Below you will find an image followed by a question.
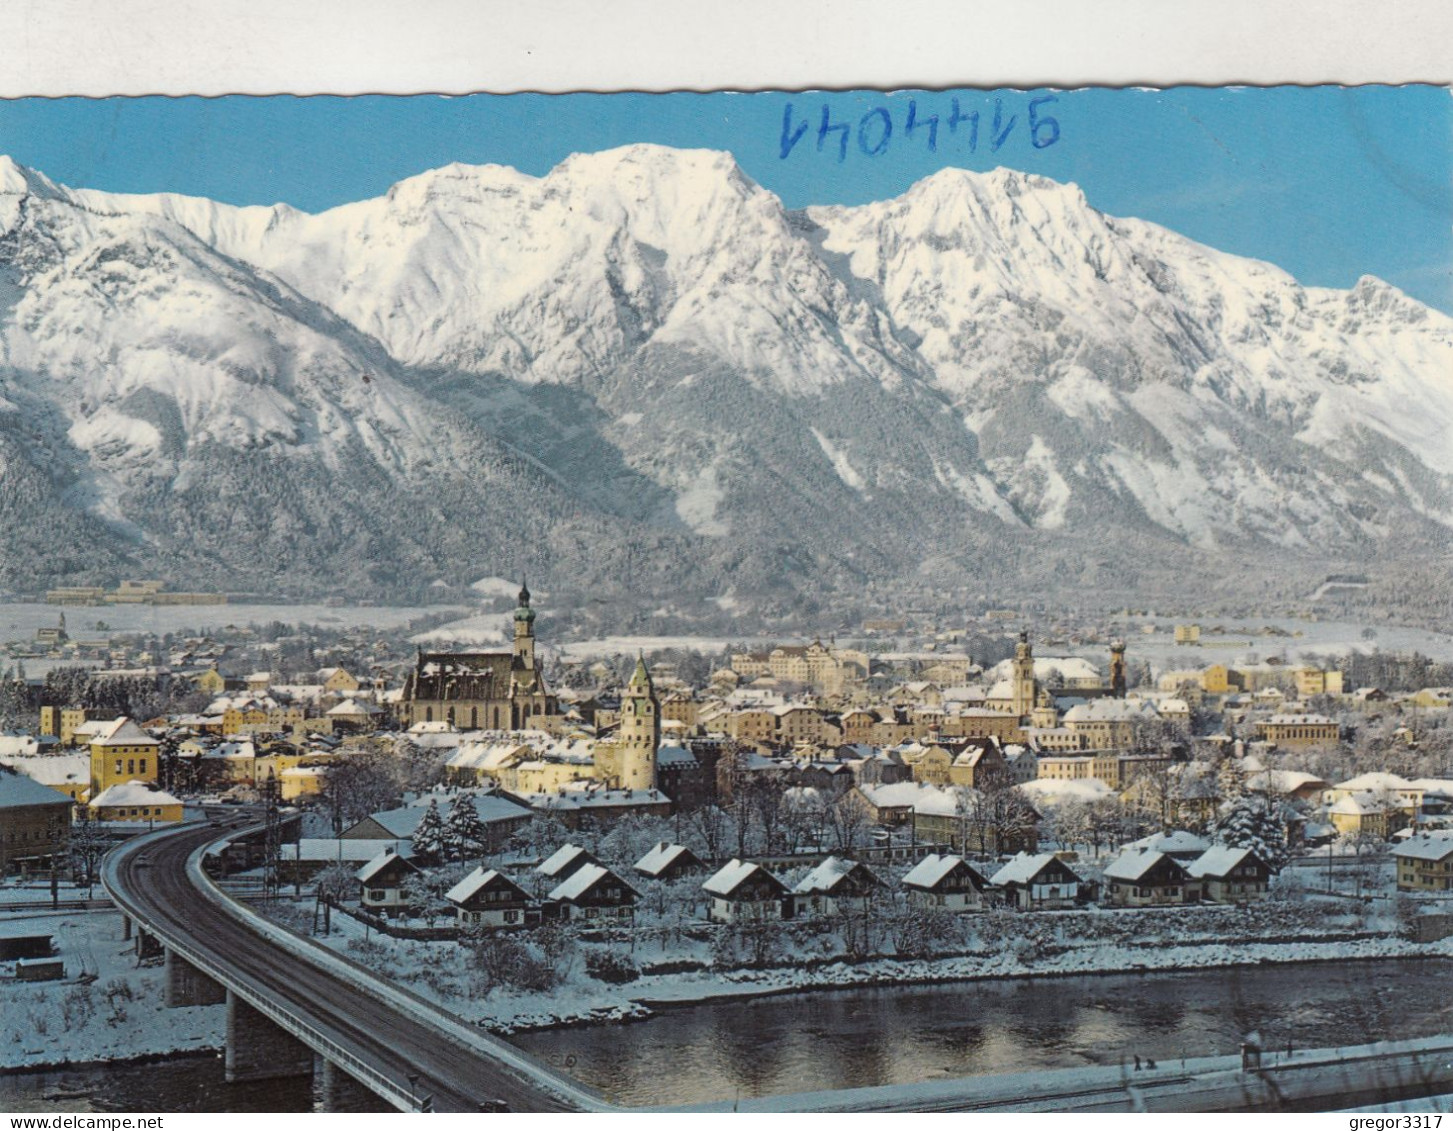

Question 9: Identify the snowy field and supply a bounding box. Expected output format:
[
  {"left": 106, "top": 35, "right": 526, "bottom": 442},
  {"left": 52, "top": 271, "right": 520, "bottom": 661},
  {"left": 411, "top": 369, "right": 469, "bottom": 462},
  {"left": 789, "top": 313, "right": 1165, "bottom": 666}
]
[
  {"left": 0, "top": 911, "right": 224, "bottom": 1070},
  {"left": 1083, "top": 616, "right": 1453, "bottom": 669},
  {"left": 0, "top": 602, "right": 464, "bottom": 646}
]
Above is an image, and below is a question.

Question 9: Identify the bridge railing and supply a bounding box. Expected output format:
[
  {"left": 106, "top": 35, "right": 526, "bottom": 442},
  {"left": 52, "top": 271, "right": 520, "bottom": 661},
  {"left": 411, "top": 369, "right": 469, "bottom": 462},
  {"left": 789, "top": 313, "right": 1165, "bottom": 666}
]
[{"left": 102, "top": 821, "right": 610, "bottom": 1111}]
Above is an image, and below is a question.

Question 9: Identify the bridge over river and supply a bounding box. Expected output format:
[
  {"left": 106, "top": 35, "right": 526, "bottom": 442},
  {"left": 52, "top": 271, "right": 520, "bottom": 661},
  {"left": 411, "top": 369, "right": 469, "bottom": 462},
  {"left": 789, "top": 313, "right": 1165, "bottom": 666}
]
[{"left": 102, "top": 821, "right": 1453, "bottom": 1113}]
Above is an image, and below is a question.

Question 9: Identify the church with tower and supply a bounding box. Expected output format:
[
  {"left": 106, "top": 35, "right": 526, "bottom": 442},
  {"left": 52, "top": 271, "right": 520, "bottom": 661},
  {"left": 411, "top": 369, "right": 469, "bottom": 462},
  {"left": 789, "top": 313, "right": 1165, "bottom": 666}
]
[{"left": 400, "top": 581, "right": 557, "bottom": 730}]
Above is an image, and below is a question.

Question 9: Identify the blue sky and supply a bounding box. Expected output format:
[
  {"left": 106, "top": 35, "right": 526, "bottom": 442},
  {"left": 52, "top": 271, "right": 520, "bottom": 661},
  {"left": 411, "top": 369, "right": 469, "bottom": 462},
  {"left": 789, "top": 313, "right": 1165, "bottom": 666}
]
[{"left": 1, "top": 87, "right": 1448, "bottom": 311}]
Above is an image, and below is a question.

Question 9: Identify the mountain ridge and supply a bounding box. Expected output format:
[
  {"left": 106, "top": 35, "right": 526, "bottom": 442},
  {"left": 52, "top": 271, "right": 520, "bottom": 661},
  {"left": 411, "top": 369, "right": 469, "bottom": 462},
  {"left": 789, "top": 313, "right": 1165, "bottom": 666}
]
[{"left": 0, "top": 145, "right": 1448, "bottom": 609}]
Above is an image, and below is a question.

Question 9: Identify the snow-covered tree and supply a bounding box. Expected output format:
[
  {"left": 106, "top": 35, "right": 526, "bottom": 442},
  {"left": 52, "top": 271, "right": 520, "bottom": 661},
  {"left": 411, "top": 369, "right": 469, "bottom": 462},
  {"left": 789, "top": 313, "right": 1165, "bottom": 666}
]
[
  {"left": 411, "top": 799, "right": 446, "bottom": 863},
  {"left": 1213, "top": 794, "right": 1288, "bottom": 871},
  {"left": 443, "top": 794, "right": 486, "bottom": 862}
]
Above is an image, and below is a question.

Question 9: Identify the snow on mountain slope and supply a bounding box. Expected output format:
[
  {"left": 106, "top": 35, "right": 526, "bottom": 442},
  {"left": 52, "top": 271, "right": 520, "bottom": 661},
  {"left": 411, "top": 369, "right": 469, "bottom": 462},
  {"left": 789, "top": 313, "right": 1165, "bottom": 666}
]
[
  {"left": 1, "top": 148, "right": 1448, "bottom": 599},
  {"left": 806, "top": 167, "right": 1453, "bottom": 544},
  {"left": 88, "top": 147, "right": 925, "bottom": 400}
]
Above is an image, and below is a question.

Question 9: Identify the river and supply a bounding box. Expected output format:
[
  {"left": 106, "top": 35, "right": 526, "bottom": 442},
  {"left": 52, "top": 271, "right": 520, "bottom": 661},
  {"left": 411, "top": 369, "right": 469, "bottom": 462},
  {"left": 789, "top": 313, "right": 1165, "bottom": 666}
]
[{"left": 1, "top": 958, "right": 1449, "bottom": 1112}]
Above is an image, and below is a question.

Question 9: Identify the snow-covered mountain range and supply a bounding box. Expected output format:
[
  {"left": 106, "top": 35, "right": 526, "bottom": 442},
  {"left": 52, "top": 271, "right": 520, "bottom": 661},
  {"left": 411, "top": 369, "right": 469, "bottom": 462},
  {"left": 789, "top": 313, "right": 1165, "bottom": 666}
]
[{"left": 1, "top": 146, "right": 1448, "bottom": 605}]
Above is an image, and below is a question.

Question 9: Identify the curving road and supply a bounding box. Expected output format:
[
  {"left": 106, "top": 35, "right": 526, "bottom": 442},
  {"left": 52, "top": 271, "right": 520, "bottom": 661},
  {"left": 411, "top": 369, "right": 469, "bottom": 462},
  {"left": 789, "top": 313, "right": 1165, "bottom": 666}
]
[{"left": 103, "top": 820, "right": 611, "bottom": 1113}]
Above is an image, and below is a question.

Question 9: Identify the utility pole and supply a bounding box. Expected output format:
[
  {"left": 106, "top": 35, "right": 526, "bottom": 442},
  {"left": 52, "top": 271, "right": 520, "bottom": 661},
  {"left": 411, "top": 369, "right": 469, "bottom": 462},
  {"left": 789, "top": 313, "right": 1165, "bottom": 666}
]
[{"left": 262, "top": 768, "right": 281, "bottom": 903}]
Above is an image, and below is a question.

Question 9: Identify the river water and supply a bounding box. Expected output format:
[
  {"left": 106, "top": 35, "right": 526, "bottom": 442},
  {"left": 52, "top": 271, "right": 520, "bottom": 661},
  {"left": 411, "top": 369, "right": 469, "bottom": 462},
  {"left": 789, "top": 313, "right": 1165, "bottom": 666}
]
[{"left": 2, "top": 958, "right": 1449, "bottom": 1112}]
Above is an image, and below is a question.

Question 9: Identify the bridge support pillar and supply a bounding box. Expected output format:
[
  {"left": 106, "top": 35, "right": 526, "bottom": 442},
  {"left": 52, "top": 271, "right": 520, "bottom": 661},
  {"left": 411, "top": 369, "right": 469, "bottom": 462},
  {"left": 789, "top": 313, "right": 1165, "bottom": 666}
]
[
  {"left": 164, "top": 948, "right": 226, "bottom": 1008},
  {"left": 121, "top": 915, "right": 132, "bottom": 941},
  {"left": 224, "top": 990, "right": 313, "bottom": 1084},
  {"left": 313, "top": 1055, "right": 372, "bottom": 1112},
  {"left": 135, "top": 928, "right": 163, "bottom": 961}
]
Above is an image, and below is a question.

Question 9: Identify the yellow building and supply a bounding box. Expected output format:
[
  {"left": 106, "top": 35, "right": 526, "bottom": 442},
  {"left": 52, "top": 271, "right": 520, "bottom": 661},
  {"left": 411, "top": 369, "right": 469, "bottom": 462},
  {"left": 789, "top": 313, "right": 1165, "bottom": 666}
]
[
  {"left": 88, "top": 718, "right": 160, "bottom": 797},
  {"left": 40, "top": 706, "right": 93, "bottom": 746},
  {"left": 1255, "top": 713, "right": 1340, "bottom": 749},
  {"left": 1295, "top": 668, "right": 1345, "bottom": 698},
  {"left": 89, "top": 781, "right": 183, "bottom": 823},
  {"left": 1328, "top": 792, "right": 1406, "bottom": 840},
  {"left": 1394, "top": 834, "right": 1453, "bottom": 892},
  {"left": 195, "top": 669, "right": 227, "bottom": 696},
  {"left": 1174, "top": 624, "right": 1201, "bottom": 646},
  {"left": 318, "top": 667, "right": 360, "bottom": 694}
]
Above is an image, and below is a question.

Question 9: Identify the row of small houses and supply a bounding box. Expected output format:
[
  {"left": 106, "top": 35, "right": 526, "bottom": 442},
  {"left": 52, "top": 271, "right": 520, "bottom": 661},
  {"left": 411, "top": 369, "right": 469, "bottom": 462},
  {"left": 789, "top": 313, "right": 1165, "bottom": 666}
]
[{"left": 355, "top": 838, "right": 1278, "bottom": 929}]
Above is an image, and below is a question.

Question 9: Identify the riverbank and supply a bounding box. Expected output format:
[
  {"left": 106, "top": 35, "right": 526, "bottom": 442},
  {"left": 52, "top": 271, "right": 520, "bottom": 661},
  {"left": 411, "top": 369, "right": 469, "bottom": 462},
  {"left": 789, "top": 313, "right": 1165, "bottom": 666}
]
[
  {"left": 497, "top": 931, "right": 1453, "bottom": 1034},
  {"left": 273, "top": 897, "right": 1453, "bottom": 1036},
  {"left": 0, "top": 911, "right": 226, "bottom": 1072},
  {"left": 4, "top": 900, "right": 1451, "bottom": 1075}
]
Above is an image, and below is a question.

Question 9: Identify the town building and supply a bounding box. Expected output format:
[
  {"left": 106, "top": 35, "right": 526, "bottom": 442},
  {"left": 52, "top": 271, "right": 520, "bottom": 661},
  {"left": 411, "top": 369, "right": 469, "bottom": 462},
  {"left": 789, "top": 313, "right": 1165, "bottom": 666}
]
[
  {"left": 446, "top": 867, "right": 536, "bottom": 928},
  {"left": 702, "top": 859, "right": 788, "bottom": 923},
  {"left": 547, "top": 862, "right": 637, "bottom": 923},
  {"left": 632, "top": 842, "right": 706, "bottom": 882},
  {"left": 1393, "top": 833, "right": 1453, "bottom": 893},
  {"left": 88, "top": 781, "right": 184, "bottom": 823},
  {"left": 593, "top": 656, "right": 659, "bottom": 791},
  {"left": 88, "top": 718, "right": 160, "bottom": 797},
  {"left": 1186, "top": 846, "right": 1273, "bottom": 903},
  {"left": 356, "top": 847, "right": 420, "bottom": 916},
  {"left": 0, "top": 770, "right": 72, "bottom": 874},
  {"left": 790, "top": 856, "right": 884, "bottom": 917},
  {"left": 990, "top": 853, "right": 1084, "bottom": 910},
  {"left": 1102, "top": 848, "right": 1196, "bottom": 907},
  {"left": 900, "top": 854, "right": 990, "bottom": 912},
  {"left": 400, "top": 581, "right": 556, "bottom": 730}
]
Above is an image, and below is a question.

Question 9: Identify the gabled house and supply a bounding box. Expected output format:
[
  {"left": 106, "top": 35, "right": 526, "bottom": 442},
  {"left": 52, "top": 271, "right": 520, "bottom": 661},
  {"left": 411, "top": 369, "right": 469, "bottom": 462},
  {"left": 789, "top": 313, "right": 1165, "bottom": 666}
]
[
  {"left": 356, "top": 847, "right": 420, "bottom": 916},
  {"left": 536, "top": 843, "right": 602, "bottom": 886},
  {"left": 1102, "top": 848, "right": 1196, "bottom": 907},
  {"left": 790, "top": 856, "right": 884, "bottom": 917},
  {"left": 702, "top": 859, "right": 789, "bottom": 923},
  {"left": 990, "top": 853, "right": 1083, "bottom": 910},
  {"left": 548, "top": 862, "right": 638, "bottom": 923},
  {"left": 445, "top": 866, "right": 536, "bottom": 928},
  {"left": 1187, "top": 845, "right": 1273, "bottom": 903},
  {"left": 633, "top": 842, "right": 707, "bottom": 882},
  {"left": 900, "top": 854, "right": 990, "bottom": 912},
  {"left": 1393, "top": 832, "right": 1453, "bottom": 893}
]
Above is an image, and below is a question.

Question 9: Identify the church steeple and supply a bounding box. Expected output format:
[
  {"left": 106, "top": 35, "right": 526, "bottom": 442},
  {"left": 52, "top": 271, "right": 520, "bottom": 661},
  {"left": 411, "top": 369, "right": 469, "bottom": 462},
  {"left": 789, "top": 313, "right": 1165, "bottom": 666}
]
[
  {"left": 1012, "top": 628, "right": 1036, "bottom": 719},
  {"left": 619, "top": 652, "right": 659, "bottom": 791},
  {"left": 512, "top": 576, "right": 536, "bottom": 670}
]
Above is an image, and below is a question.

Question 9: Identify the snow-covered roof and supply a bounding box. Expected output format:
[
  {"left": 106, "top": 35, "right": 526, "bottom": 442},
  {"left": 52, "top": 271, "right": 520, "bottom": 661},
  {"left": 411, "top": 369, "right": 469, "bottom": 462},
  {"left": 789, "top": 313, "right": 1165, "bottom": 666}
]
[
  {"left": 1187, "top": 845, "right": 1260, "bottom": 878},
  {"left": 356, "top": 848, "right": 414, "bottom": 884},
  {"left": 89, "top": 781, "right": 181, "bottom": 807},
  {"left": 901, "top": 853, "right": 981, "bottom": 890},
  {"left": 1392, "top": 832, "right": 1453, "bottom": 862},
  {"left": 362, "top": 792, "right": 531, "bottom": 839},
  {"left": 549, "top": 862, "right": 635, "bottom": 903},
  {"left": 634, "top": 842, "right": 693, "bottom": 877},
  {"left": 520, "top": 785, "right": 671, "bottom": 811},
  {"left": 792, "top": 856, "right": 874, "bottom": 895},
  {"left": 655, "top": 745, "right": 696, "bottom": 766},
  {"left": 89, "top": 718, "right": 158, "bottom": 747},
  {"left": 702, "top": 858, "right": 781, "bottom": 898},
  {"left": 0, "top": 754, "right": 89, "bottom": 790},
  {"left": 1103, "top": 848, "right": 1178, "bottom": 882},
  {"left": 1018, "top": 778, "right": 1115, "bottom": 803},
  {"left": 1062, "top": 699, "right": 1161, "bottom": 723},
  {"left": 1247, "top": 769, "right": 1327, "bottom": 794},
  {"left": 1126, "top": 829, "right": 1210, "bottom": 856},
  {"left": 538, "top": 843, "right": 593, "bottom": 877},
  {"left": 293, "top": 838, "right": 398, "bottom": 863},
  {"left": 1264, "top": 713, "right": 1335, "bottom": 726},
  {"left": 446, "top": 866, "right": 523, "bottom": 904},
  {"left": 1330, "top": 791, "right": 1395, "bottom": 816},
  {"left": 990, "top": 853, "right": 1076, "bottom": 887},
  {"left": 1335, "top": 772, "right": 1414, "bottom": 792},
  {"left": 0, "top": 771, "right": 73, "bottom": 809}
]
